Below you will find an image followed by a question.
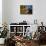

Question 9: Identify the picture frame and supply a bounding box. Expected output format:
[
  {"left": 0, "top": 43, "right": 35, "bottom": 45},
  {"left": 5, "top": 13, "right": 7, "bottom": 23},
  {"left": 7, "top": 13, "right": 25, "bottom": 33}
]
[{"left": 20, "top": 5, "right": 32, "bottom": 14}]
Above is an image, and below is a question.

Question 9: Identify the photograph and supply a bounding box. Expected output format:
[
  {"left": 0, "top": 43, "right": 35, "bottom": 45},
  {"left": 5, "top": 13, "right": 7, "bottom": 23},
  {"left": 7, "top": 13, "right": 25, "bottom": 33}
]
[{"left": 0, "top": 0, "right": 46, "bottom": 46}]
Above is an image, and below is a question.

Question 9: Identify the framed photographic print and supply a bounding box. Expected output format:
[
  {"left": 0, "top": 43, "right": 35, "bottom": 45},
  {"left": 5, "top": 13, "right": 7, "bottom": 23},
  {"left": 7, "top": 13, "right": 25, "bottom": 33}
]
[{"left": 20, "top": 5, "right": 32, "bottom": 14}]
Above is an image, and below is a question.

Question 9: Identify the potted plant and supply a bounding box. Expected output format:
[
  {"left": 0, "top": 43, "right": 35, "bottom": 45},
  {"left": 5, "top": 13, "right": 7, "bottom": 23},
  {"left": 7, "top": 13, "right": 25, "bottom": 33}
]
[{"left": 0, "top": 23, "right": 9, "bottom": 44}]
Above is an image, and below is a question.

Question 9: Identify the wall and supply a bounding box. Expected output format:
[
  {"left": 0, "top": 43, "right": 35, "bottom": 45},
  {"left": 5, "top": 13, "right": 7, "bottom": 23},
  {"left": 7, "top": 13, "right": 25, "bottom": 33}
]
[
  {"left": 2, "top": 0, "right": 8, "bottom": 24},
  {"left": 2, "top": 0, "right": 46, "bottom": 26},
  {"left": 0, "top": 0, "right": 2, "bottom": 27}
]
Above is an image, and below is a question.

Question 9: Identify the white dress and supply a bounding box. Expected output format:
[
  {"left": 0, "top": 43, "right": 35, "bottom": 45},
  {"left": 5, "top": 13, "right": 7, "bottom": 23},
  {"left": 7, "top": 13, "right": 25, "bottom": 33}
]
[{"left": 26, "top": 24, "right": 37, "bottom": 39}]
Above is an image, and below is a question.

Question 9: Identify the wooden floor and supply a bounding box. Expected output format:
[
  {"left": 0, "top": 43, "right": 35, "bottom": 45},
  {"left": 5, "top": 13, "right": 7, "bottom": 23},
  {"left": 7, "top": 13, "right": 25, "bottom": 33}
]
[
  {"left": 40, "top": 45, "right": 46, "bottom": 46},
  {"left": 0, "top": 44, "right": 4, "bottom": 46},
  {"left": 31, "top": 40, "right": 46, "bottom": 46},
  {"left": 0, "top": 44, "right": 46, "bottom": 46}
]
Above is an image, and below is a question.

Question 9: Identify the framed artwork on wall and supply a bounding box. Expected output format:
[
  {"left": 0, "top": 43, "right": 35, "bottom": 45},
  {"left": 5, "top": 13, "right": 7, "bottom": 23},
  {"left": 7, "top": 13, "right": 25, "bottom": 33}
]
[{"left": 20, "top": 5, "right": 33, "bottom": 14}]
